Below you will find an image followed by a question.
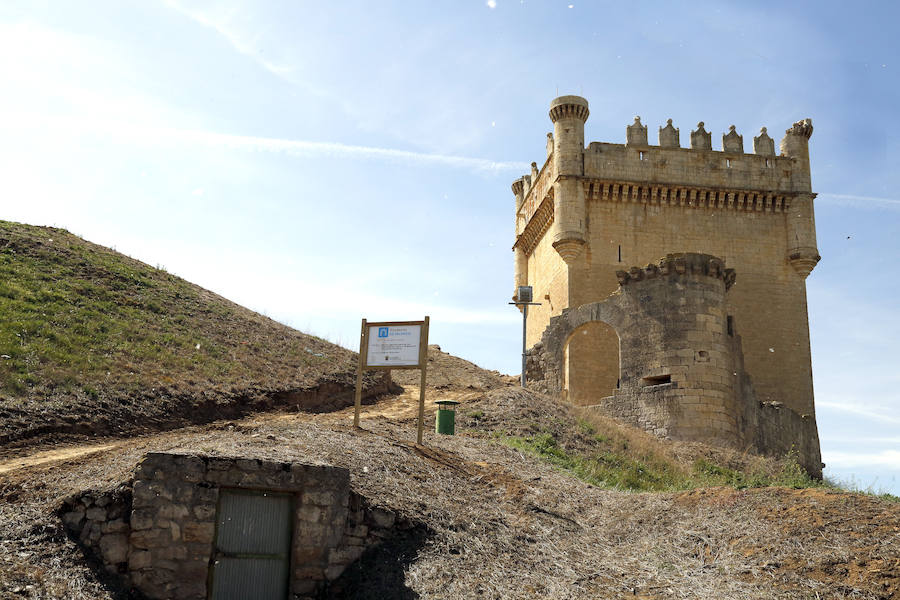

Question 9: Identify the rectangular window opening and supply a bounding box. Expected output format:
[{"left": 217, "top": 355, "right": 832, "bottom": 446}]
[
  {"left": 617, "top": 244, "right": 622, "bottom": 262},
  {"left": 639, "top": 151, "right": 645, "bottom": 161},
  {"left": 726, "top": 158, "right": 732, "bottom": 168},
  {"left": 727, "top": 315, "right": 734, "bottom": 336},
  {"left": 642, "top": 374, "right": 672, "bottom": 386}
]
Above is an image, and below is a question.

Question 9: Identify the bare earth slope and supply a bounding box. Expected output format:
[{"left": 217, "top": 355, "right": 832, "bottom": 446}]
[
  {"left": 0, "top": 221, "right": 389, "bottom": 447},
  {"left": 1, "top": 381, "right": 898, "bottom": 599}
]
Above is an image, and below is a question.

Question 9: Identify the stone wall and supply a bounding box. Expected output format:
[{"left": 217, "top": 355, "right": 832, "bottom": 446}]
[
  {"left": 60, "top": 484, "right": 132, "bottom": 578},
  {"left": 525, "top": 253, "right": 822, "bottom": 477},
  {"left": 60, "top": 451, "right": 405, "bottom": 600}
]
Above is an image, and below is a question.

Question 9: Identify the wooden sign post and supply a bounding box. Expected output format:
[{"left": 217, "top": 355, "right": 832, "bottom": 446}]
[{"left": 354, "top": 316, "right": 430, "bottom": 445}]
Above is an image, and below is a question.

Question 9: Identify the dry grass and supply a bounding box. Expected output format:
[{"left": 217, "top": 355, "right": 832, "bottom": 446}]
[{"left": 1, "top": 387, "right": 898, "bottom": 599}]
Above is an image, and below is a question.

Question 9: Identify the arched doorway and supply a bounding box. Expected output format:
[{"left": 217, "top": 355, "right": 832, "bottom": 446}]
[{"left": 563, "top": 321, "right": 620, "bottom": 406}]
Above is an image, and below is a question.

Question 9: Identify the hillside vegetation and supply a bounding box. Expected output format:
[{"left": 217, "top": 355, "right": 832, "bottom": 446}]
[{"left": 0, "top": 220, "right": 384, "bottom": 446}]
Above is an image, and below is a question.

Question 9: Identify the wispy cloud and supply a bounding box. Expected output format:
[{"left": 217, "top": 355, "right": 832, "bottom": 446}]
[
  {"left": 823, "top": 449, "right": 900, "bottom": 469},
  {"left": 817, "top": 400, "right": 900, "bottom": 424},
  {"left": 817, "top": 193, "right": 900, "bottom": 210},
  {"left": 163, "top": 0, "right": 293, "bottom": 81},
  {"left": 2, "top": 112, "right": 528, "bottom": 173}
]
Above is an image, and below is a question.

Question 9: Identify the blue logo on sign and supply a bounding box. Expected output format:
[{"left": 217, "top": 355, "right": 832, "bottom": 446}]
[{"left": 378, "top": 327, "right": 389, "bottom": 338}]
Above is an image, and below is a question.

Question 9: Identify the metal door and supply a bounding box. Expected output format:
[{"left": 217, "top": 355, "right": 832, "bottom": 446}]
[{"left": 210, "top": 489, "right": 292, "bottom": 600}]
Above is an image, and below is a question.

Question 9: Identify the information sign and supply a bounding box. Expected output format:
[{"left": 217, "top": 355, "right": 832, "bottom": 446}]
[
  {"left": 366, "top": 324, "right": 422, "bottom": 367},
  {"left": 354, "top": 317, "right": 430, "bottom": 444}
]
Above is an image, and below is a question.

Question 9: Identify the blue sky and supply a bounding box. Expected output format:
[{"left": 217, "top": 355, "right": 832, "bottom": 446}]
[{"left": 1, "top": 1, "right": 897, "bottom": 493}]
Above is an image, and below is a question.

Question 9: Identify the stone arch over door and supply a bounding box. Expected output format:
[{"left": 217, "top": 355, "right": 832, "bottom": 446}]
[
  {"left": 563, "top": 320, "right": 620, "bottom": 406},
  {"left": 527, "top": 299, "right": 629, "bottom": 397}
]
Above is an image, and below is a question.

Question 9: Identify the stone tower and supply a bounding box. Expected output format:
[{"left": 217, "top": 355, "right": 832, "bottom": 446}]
[{"left": 512, "top": 95, "right": 821, "bottom": 472}]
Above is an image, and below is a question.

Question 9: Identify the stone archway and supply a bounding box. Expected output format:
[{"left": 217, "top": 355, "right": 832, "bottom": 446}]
[
  {"left": 562, "top": 320, "right": 620, "bottom": 406},
  {"left": 524, "top": 298, "right": 628, "bottom": 397}
]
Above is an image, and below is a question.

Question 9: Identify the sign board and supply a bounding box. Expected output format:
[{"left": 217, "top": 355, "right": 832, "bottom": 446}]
[
  {"left": 354, "top": 317, "right": 430, "bottom": 445},
  {"left": 366, "top": 324, "right": 422, "bottom": 367}
]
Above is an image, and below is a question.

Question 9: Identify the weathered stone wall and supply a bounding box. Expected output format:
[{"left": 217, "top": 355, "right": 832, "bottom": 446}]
[
  {"left": 754, "top": 402, "right": 821, "bottom": 474},
  {"left": 60, "top": 452, "right": 404, "bottom": 600},
  {"left": 525, "top": 253, "right": 822, "bottom": 477},
  {"left": 59, "top": 485, "right": 132, "bottom": 578}
]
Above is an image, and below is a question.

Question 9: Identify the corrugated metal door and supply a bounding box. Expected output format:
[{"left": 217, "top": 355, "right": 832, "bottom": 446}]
[{"left": 210, "top": 489, "right": 292, "bottom": 600}]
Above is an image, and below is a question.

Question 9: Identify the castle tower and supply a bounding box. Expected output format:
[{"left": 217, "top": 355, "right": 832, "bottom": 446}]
[
  {"left": 512, "top": 95, "right": 822, "bottom": 470},
  {"left": 548, "top": 96, "right": 589, "bottom": 264}
]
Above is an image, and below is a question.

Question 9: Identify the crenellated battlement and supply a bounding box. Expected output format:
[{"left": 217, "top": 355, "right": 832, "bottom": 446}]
[
  {"left": 615, "top": 253, "right": 736, "bottom": 290},
  {"left": 592, "top": 115, "right": 813, "bottom": 156},
  {"left": 515, "top": 109, "right": 815, "bottom": 237},
  {"left": 549, "top": 95, "right": 590, "bottom": 123}
]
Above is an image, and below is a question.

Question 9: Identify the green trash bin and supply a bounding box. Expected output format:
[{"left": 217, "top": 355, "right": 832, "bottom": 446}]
[{"left": 435, "top": 400, "right": 460, "bottom": 435}]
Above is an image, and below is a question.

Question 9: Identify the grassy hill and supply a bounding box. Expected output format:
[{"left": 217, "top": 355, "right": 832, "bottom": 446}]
[{"left": 0, "top": 220, "right": 387, "bottom": 446}]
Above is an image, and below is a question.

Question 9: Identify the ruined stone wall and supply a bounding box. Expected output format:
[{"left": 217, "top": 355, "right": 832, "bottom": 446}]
[
  {"left": 569, "top": 191, "right": 815, "bottom": 420},
  {"left": 60, "top": 485, "right": 132, "bottom": 577},
  {"left": 525, "top": 253, "right": 822, "bottom": 477},
  {"left": 60, "top": 452, "right": 403, "bottom": 600}
]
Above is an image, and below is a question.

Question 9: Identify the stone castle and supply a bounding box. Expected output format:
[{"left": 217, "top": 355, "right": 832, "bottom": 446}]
[{"left": 512, "top": 95, "right": 822, "bottom": 476}]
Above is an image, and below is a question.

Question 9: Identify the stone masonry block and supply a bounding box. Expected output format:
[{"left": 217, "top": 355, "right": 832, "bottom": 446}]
[
  {"left": 182, "top": 522, "right": 215, "bottom": 544},
  {"left": 99, "top": 533, "right": 129, "bottom": 564}
]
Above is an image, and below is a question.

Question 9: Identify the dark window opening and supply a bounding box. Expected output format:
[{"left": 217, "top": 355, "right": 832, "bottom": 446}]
[
  {"left": 642, "top": 374, "right": 672, "bottom": 386},
  {"left": 726, "top": 315, "right": 734, "bottom": 336},
  {"left": 617, "top": 244, "right": 622, "bottom": 262}
]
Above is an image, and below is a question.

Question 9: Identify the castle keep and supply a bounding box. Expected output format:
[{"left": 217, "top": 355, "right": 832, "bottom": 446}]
[{"left": 513, "top": 95, "right": 822, "bottom": 475}]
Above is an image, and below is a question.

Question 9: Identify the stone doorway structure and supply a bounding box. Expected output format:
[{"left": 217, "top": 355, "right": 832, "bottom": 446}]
[{"left": 563, "top": 321, "right": 620, "bottom": 406}]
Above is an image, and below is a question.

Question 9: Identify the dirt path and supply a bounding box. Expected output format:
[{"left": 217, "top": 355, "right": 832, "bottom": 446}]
[
  {"left": 0, "top": 443, "right": 117, "bottom": 475},
  {"left": 0, "top": 387, "right": 481, "bottom": 477}
]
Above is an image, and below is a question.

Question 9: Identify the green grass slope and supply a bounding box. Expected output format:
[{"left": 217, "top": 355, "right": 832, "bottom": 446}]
[{"left": 0, "top": 220, "right": 380, "bottom": 445}]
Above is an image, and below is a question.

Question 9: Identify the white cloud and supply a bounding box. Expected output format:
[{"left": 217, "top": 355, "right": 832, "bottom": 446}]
[
  {"left": 817, "top": 400, "right": 900, "bottom": 425},
  {"left": 1, "top": 112, "right": 528, "bottom": 173},
  {"left": 163, "top": 0, "right": 293, "bottom": 81},
  {"left": 487, "top": 0, "right": 497, "bottom": 8},
  {"left": 823, "top": 449, "right": 900, "bottom": 469},
  {"left": 162, "top": 0, "right": 511, "bottom": 153}
]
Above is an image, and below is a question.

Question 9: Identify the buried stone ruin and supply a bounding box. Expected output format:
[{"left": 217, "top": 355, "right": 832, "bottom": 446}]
[{"left": 60, "top": 451, "right": 407, "bottom": 599}]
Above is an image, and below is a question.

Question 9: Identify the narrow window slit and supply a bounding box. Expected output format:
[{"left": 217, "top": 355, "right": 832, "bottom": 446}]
[{"left": 642, "top": 374, "right": 672, "bottom": 386}]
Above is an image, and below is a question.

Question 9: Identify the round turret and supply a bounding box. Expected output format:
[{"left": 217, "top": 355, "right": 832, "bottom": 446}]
[
  {"left": 549, "top": 95, "right": 590, "bottom": 123},
  {"left": 548, "top": 96, "right": 589, "bottom": 263}
]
